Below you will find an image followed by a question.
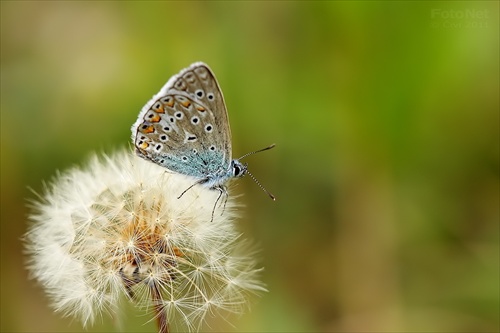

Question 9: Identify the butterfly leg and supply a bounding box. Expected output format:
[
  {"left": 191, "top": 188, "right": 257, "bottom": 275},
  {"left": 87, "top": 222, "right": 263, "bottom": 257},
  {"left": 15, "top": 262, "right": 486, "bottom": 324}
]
[
  {"left": 177, "top": 179, "right": 205, "bottom": 199},
  {"left": 220, "top": 187, "right": 229, "bottom": 216},
  {"left": 210, "top": 186, "right": 228, "bottom": 222}
]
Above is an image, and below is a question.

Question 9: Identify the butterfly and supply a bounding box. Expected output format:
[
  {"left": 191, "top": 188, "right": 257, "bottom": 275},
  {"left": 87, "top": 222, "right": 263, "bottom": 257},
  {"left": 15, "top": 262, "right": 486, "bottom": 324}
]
[{"left": 131, "top": 62, "right": 275, "bottom": 218}]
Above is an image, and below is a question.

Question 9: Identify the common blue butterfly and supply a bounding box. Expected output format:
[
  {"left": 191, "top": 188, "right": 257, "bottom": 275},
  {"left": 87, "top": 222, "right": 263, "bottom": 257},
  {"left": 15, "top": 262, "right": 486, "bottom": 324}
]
[{"left": 131, "top": 62, "right": 274, "bottom": 217}]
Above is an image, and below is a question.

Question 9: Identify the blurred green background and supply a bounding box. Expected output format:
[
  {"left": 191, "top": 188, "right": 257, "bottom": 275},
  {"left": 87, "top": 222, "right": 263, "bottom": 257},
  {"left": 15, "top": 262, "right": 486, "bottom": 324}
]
[{"left": 1, "top": 1, "right": 498, "bottom": 332}]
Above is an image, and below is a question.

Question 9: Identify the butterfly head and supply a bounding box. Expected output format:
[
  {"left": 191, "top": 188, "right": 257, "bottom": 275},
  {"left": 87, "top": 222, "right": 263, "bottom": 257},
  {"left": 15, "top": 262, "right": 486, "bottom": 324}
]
[{"left": 231, "top": 159, "right": 248, "bottom": 179}]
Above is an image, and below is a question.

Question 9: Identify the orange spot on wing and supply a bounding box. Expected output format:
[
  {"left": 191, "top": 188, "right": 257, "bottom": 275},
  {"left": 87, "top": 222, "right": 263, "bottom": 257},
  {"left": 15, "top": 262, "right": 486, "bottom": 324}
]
[
  {"left": 140, "top": 125, "right": 155, "bottom": 133},
  {"left": 196, "top": 105, "right": 205, "bottom": 112},
  {"left": 138, "top": 142, "right": 149, "bottom": 149},
  {"left": 154, "top": 105, "right": 165, "bottom": 113},
  {"left": 181, "top": 100, "right": 191, "bottom": 108},
  {"left": 149, "top": 114, "right": 161, "bottom": 123}
]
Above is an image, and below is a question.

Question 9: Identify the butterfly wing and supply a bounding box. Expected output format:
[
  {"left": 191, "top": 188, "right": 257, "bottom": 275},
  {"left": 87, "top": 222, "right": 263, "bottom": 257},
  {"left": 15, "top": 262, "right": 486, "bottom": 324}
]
[{"left": 132, "top": 62, "right": 232, "bottom": 180}]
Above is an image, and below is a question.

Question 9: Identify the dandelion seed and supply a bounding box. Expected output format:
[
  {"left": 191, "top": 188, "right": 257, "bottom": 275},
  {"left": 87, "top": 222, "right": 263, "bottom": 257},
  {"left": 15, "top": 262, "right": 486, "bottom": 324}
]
[{"left": 24, "top": 149, "right": 265, "bottom": 332}]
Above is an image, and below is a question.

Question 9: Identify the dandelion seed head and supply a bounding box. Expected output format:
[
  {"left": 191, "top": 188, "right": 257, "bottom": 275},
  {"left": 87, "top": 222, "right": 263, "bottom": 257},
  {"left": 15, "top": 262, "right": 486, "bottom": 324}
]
[{"left": 25, "top": 150, "right": 264, "bottom": 331}]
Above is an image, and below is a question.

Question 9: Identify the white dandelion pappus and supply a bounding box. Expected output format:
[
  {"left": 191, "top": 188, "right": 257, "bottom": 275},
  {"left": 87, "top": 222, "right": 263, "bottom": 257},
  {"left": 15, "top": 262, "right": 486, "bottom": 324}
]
[{"left": 24, "top": 150, "right": 266, "bottom": 332}]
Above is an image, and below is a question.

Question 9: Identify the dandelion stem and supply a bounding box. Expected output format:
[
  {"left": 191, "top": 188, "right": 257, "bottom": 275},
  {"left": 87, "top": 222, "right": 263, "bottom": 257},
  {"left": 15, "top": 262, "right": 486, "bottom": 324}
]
[{"left": 151, "top": 285, "right": 169, "bottom": 333}]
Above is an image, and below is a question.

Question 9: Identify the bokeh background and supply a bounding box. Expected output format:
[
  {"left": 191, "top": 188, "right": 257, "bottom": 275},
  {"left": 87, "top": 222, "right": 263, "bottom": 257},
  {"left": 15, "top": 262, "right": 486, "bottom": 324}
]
[{"left": 1, "top": 1, "right": 498, "bottom": 332}]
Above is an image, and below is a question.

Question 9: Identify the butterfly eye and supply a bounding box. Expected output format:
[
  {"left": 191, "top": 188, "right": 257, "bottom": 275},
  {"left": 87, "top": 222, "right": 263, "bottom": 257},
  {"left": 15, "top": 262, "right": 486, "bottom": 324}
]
[{"left": 232, "top": 162, "right": 247, "bottom": 178}]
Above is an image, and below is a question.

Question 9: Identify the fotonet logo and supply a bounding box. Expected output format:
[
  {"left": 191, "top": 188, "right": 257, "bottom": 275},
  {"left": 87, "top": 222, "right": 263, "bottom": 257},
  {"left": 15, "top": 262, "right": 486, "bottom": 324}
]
[
  {"left": 430, "top": 8, "right": 489, "bottom": 29},
  {"left": 431, "top": 9, "right": 489, "bottom": 20}
]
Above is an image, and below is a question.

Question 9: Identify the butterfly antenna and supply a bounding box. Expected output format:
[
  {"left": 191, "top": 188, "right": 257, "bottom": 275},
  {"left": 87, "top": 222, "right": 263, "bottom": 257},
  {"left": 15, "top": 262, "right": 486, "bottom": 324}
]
[
  {"left": 246, "top": 170, "right": 276, "bottom": 201},
  {"left": 238, "top": 144, "right": 276, "bottom": 160},
  {"left": 238, "top": 144, "right": 276, "bottom": 200}
]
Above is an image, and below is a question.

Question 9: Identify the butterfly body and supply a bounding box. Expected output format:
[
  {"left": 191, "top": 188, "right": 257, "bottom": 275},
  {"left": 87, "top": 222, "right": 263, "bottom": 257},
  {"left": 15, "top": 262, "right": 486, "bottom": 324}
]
[{"left": 132, "top": 62, "right": 249, "bottom": 194}]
